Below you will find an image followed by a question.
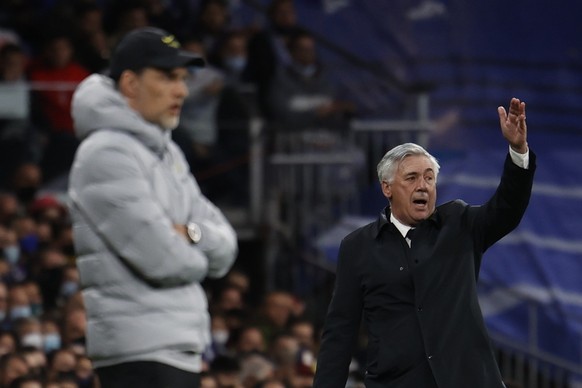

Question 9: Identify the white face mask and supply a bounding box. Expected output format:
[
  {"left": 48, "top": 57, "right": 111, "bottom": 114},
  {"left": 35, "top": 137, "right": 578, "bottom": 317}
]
[
  {"left": 3, "top": 245, "right": 20, "bottom": 264},
  {"left": 212, "top": 330, "right": 229, "bottom": 346},
  {"left": 43, "top": 333, "right": 62, "bottom": 353},
  {"left": 10, "top": 305, "right": 32, "bottom": 320},
  {"left": 21, "top": 332, "right": 43, "bottom": 349}
]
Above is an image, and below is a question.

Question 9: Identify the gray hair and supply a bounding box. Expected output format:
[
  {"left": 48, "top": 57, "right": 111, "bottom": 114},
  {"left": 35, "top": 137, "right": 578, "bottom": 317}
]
[{"left": 377, "top": 143, "right": 440, "bottom": 184}]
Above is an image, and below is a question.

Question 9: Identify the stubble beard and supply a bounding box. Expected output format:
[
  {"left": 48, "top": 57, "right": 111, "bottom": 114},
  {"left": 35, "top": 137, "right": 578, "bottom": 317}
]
[{"left": 161, "top": 115, "right": 180, "bottom": 131}]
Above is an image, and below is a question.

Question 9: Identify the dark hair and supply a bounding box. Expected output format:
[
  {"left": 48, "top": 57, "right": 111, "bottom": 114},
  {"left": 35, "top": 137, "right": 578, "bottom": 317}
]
[{"left": 0, "top": 43, "right": 23, "bottom": 60}]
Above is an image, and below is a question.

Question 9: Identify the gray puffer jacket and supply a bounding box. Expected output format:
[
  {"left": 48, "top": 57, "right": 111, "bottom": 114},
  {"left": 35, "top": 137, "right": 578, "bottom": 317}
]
[{"left": 68, "top": 74, "right": 238, "bottom": 361}]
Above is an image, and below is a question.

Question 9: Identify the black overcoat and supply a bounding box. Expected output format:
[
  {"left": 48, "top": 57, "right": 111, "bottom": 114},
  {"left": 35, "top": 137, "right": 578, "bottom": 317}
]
[{"left": 313, "top": 152, "right": 536, "bottom": 388}]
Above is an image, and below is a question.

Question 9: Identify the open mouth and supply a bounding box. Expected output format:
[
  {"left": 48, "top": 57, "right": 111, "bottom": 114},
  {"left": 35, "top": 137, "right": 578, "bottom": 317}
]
[{"left": 413, "top": 199, "right": 427, "bottom": 205}]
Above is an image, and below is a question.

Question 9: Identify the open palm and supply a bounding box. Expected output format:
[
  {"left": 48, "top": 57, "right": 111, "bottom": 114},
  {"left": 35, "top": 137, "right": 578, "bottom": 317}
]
[{"left": 498, "top": 97, "right": 528, "bottom": 153}]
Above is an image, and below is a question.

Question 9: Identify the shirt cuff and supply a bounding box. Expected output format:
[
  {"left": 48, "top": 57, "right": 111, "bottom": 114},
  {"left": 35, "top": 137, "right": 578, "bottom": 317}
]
[{"left": 509, "top": 146, "right": 529, "bottom": 169}]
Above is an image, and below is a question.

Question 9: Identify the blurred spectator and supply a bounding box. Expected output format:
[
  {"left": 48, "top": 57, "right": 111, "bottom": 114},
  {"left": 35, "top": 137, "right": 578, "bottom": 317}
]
[
  {"left": 21, "top": 282, "right": 42, "bottom": 318},
  {"left": 9, "top": 163, "right": 42, "bottom": 208},
  {"left": 0, "top": 43, "right": 37, "bottom": 188},
  {"left": 200, "top": 371, "right": 219, "bottom": 388},
  {"left": 103, "top": 0, "right": 150, "bottom": 48},
  {"left": 28, "top": 195, "right": 67, "bottom": 225},
  {"left": 8, "top": 374, "right": 43, "bottom": 388},
  {"left": 246, "top": 0, "right": 301, "bottom": 117},
  {"left": 175, "top": 36, "right": 246, "bottom": 204},
  {"left": 224, "top": 269, "right": 250, "bottom": 296},
  {"left": 1, "top": 228, "right": 24, "bottom": 280},
  {"left": 0, "top": 43, "right": 26, "bottom": 82},
  {"left": 289, "top": 319, "right": 315, "bottom": 352},
  {"left": 143, "top": 0, "right": 182, "bottom": 35},
  {"left": 57, "top": 265, "right": 79, "bottom": 306},
  {"left": 239, "top": 352, "right": 274, "bottom": 387},
  {"left": 72, "top": 3, "right": 110, "bottom": 74},
  {"left": 214, "top": 30, "right": 251, "bottom": 86},
  {"left": 269, "top": 332, "right": 312, "bottom": 388},
  {"left": 212, "top": 31, "right": 254, "bottom": 207},
  {"left": 62, "top": 308, "right": 86, "bottom": 352},
  {"left": 0, "top": 330, "right": 16, "bottom": 356},
  {"left": 8, "top": 285, "right": 32, "bottom": 323},
  {"left": 192, "top": 0, "right": 231, "bottom": 58},
  {"left": 46, "top": 348, "right": 76, "bottom": 382},
  {"left": 40, "top": 317, "right": 61, "bottom": 354},
  {"left": 19, "top": 345, "right": 47, "bottom": 378},
  {"left": 28, "top": 32, "right": 90, "bottom": 184},
  {"left": 257, "top": 291, "right": 294, "bottom": 343},
  {"left": 14, "top": 318, "right": 42, "bottom": 350},
  {"left": 0, "top": 193, "right": 19, "bottom": 226},
  {"left": 211, "top": 355, "right": 244, "bottom": 388},
  {"left": 215, "top": 285, "right": 244, "bottom": 313},
  {"left": 74, "top": 355, "right": 95, "bottom": 388},
  {"left": 206, "top": 313, "right": 230, "bottom": 363},
  {"left": 235, "top": 326, "right": 266, "bottom": 356},
  {"left": 177, "top": 36, "right": 224, "bottom": 164},
  {"left": 28, "top": 33, "right": 90, "bottom": 134},
  {"left": 268, "top": 30, "right": 355, "bottom": 134},
  {"left": 0, "top": 352, "right": 29, "bottom": 387}
]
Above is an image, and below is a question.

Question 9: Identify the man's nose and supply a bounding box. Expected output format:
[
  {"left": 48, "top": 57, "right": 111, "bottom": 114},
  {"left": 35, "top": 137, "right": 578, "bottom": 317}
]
[{"left": 176, "top": 80, "right": 188, "bottom": 99}]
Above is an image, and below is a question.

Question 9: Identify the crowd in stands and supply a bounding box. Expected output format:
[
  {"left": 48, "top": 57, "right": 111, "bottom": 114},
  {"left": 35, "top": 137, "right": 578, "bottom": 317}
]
[{"left": 0, "top": 0, "right": 361, "bottom": 387}]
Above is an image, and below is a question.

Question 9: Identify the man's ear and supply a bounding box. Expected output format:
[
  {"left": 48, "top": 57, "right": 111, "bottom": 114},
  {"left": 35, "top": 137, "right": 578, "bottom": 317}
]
[
  {"left": 118, "top": 70, "right": 138, "bottom": 98},
  {"left": 381, "top": 181, "right": 391, "bottom": 200}
]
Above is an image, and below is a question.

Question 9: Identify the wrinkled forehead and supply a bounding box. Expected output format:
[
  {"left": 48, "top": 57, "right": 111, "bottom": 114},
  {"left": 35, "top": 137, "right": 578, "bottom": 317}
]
[{"left": 398, "top": 154, "right": 435, "bottom": 173}]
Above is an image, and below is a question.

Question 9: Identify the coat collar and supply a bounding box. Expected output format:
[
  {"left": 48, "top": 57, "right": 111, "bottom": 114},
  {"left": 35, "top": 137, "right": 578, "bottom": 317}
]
[{"left": 373, "top": 205, "right": 441, "bottom": 238}]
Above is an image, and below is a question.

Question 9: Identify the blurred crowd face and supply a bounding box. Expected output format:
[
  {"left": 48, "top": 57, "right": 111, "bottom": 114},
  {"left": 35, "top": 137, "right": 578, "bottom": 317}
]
[
  {"left": 270, "top": 0, "right": 297, "bottom": 30},
  {"left": 218, "top": 287, "right": 243, "bottom": 312},
  {"left": 1, "top": 354, "right": 29, "bottom": 386},
  {"left": 237, "top": 327, "right": 265, "bottom": 354},
  {"left": 44, "top": 37, "right": 74, "bottom": 69},
  {"left": 118, "top": 7, "right": 149, "bottom": 35},
  {"left": 291, "top": 322, "right": 314, "bottom": 350},
  {"left": 200, "top": 1, "right": 228, "bottom": 33},
  {"left": 290, "top": 35, "right": 316, "bottom": 67},
  {"left": 264, "top": 292, "right": 293, "bottom": 328},
  {"left": 271, "top": 335, "right": 299, "bottom": 367},
  {"left": 8, "top": 284, "right": 31, "bottom": 320},
  {"left": 0, "top": 194, "right": 19, "bottom": 224},
  {"left": 0, "top": 46, "right": 26, "bottom": 81},
  {"left": 78, "top": 8, "right": 103, "bottom": 35}
]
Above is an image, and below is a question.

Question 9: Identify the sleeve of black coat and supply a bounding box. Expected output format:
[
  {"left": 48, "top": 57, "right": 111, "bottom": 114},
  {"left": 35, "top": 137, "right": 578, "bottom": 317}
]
[
  {"left": 313, "top": 237, "right": 363, "bottom": 388},
  {"left": 471, "top": 150, "right": 536, "bottom": 252}
]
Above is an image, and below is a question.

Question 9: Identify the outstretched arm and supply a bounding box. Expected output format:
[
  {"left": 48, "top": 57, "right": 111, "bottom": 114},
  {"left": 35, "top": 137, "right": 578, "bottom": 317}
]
[{"left": 498, "top": 97, "right": 528, "bottom": 154}]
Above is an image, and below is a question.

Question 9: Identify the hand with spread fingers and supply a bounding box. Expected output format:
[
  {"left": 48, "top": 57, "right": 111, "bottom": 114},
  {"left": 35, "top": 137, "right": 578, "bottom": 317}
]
[{"left": 498, "top": 97, "right": 528, "bottom": 154}]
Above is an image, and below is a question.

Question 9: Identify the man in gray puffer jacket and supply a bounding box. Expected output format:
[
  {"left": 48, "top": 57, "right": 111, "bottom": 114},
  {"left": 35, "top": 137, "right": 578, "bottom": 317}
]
[{"left": 68, "top": 27, "right": 238, "bottom": 388}]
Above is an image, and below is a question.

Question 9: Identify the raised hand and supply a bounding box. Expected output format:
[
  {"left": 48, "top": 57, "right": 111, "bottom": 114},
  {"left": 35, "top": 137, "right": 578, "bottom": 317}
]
[{"left": 498, "top": 97, "right": 528, "bottom": 153}]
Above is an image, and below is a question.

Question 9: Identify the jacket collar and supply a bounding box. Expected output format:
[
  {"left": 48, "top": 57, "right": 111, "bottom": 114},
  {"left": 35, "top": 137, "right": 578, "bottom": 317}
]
[{"left": 373, "top": 205, "right": 441, "bottom": 238}]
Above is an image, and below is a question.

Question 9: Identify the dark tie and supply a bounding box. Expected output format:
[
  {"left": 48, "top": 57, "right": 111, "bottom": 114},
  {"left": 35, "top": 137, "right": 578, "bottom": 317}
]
[{"left": 406, "top": 228, "right": 416, "bottom": 247}]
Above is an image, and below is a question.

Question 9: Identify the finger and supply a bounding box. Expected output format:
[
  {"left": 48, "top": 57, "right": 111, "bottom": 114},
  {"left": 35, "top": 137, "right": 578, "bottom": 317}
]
[
  {"left": 509, "top": 98, "right": 521, "bottom": 117},
  {"left": 498, "top": 106, "right": 507, "bottom": 126}
]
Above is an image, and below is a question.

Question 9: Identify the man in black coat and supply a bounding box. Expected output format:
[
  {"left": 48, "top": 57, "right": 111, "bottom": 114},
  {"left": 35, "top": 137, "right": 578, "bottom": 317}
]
[{"left": 313, "top": 98, "right": 535, "bottom": 388}]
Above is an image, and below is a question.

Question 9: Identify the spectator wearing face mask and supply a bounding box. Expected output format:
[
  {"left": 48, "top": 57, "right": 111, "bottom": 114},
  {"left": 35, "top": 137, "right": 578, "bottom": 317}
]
[
  {"left": 268, "top": 29, "right": 355, "bottom": 135},
  {"left": 41, "top": 317, "right": 62, "bottom": 354},
  {"left": 14, "top": 317, "right": 43, "bottom": 350},
  {"left": 8, "top": 284, "right": 33, "bottom": 323}
]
